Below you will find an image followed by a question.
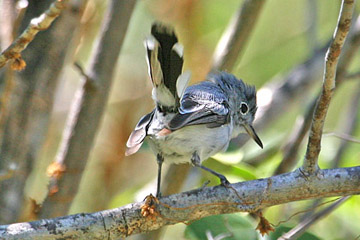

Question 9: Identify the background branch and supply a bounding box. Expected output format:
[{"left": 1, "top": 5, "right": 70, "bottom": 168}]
[
  {"left": 302, "top": 0, "right": 355, "bottom": 174},
  {"left": 297, "top": 82, "right": 360, "bottom": 223},
  {"left": 0, "top": 0, "right": 84, "bottom": 224},
  {"left": 39, "top": 0, "right": 137, "bottom": 219},
  {"left": 233, "top": 45, "right": 326, "bottom": 147},
  {"left": 0, "top": 0, "right": 68, "bottom": 69},
  {"left": 0, "top": 167, "right": 359, "bottom": 239},
  {"left": 275, "top": 14, "right": 360, "bottom": 174},
  {"left": 211, "top": 0, "right": 266, "bottom": 71},
  {"left": 279, "top": 196, "right": 350, "bottom": 240}
]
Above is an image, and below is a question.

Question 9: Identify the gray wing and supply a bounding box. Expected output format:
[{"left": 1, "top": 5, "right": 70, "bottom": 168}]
[
  {"left": 168, "top": 82, "right": 230, "bottom": 130},
  {"left": 125, "top": 110, "right": 155, "bottom": 156}
]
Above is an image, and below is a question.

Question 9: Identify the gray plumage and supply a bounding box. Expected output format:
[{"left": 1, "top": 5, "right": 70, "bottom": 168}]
[{"left": 126, "top": 23, "right": 262, "bottom": 197}]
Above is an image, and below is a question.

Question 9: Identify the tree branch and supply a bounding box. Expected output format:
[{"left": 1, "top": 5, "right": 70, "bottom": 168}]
[
  {"left": 0, "top": 0, "right": 68, "bottom": 69},
  {"left": 0, "top": 167, "right": 359, "bottom": 239},
  {"left": 211, "top": 0, "right": 266, "bottom": 71},
  {"left": 39, "top": 0, "right": 137, "bottom": 219},
  {"left": 274, "top": 14, "right": 360, "bottom": 174},
  {"left": 285, "top": 82, "right": 360, "bottom": 232},
  {"left": 302, "top": 0, "right": 355, "bottom": 174}
]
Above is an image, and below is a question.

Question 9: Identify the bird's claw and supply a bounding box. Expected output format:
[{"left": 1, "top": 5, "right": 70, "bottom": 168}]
[{"left": 220, "top": 176, "right": 230, "bottom": 187}]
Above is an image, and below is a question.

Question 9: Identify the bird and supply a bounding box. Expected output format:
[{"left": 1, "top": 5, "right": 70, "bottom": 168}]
[{"left": 126, "top": 23, "right": 263, "bottom": 198}]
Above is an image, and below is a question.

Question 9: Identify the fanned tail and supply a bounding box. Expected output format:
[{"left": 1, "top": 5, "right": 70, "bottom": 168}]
[{"left": 145, "top": 23, "right": 189, "bottom": 110}]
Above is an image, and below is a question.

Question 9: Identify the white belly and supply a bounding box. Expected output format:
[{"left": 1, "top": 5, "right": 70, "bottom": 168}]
[{"left": 147, "top": 124, "right": 232, "bottom": 164}]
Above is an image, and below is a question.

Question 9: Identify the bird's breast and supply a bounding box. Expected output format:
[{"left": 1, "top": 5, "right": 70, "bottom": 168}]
[{"left": 147, "top": 124, "right": 233, "bottom": 164}]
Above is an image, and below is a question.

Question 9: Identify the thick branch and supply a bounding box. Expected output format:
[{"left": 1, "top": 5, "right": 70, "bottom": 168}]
[
  {"left": 39, "top": 0, "right": 137, "bottom": 218},
  {"left": 302, "top": 0, "right": 355, "bottom": 174},
  {"left": 211, "top": 0, "right": 266, "bottom": 71},
  {"left": 0, "top": 0, "right": 68, "bottom": 69},
  {"left": 1, "top": 167, "right": 359, "bottom": 239}
]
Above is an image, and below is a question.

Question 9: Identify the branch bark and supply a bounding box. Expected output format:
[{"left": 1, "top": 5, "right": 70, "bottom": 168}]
[
  {"left": 0, "top": 167, "right": 359, "bottom": 239},
  {"left": 302, "top": 0, "right": 355, "bottom": 174},
  {"left": 39, "top": 0, "right": 137, "bottom": 218}
]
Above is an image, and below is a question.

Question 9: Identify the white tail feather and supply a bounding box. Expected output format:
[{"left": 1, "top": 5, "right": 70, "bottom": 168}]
[
  {"left": 145, "top": 36, "right": 163, "bottom": 86},
  {"left": 176, "top": 70, "right": 191, "bottom": 99}
]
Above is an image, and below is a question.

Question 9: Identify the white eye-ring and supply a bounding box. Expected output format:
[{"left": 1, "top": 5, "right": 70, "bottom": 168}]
[{"left": 240, "top": 102, "right": 249, "bottom": 115}]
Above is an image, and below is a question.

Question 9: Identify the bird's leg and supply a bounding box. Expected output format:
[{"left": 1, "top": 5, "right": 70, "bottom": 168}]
[
  {"left": 156, "top": 154, "right": 164, "bottom": 198},
  {"left": 191, "top": 152, "right": 230, "bottom": 187}
]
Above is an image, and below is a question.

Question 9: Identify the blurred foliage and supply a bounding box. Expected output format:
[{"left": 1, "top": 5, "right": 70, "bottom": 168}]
[
  {"left": 270, "top": 226, "right": 321, "bottom": 240},
  {"left": 13, "top": 0, "right": 360, "bottom": 239},
  {"left": 185, "top": 214, "right": 257, "bottom": 240}
]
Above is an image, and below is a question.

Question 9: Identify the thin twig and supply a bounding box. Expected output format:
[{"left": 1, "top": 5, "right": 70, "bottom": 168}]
[
  {"left": 323, "top": 132, "right": 360, "bottom": 144},
  {"left": 302, "top": 0, "right": 355, "bottom": 174},
  {"left": 39, "top": 0, "right": 137, "bottom": 218},
  {"left": 273, "top": 197, "right": 341, "bottom": 227},
  {"left": 211, "top": 0, "right": 266, "bottom": 71},
  {"left": 274, "top": 14, "right": 360, "bottom": 175},
  {"left": 299, "top": 82, "right": 360, "bottom": 221},
  {"left": 0, "top": 0, "right": 68, "bottom": 69},
  {"left": 278, "top": 196, "right": 350, "bottom": 240},
  {"left": 0, "top": 167, "right": 359, "bottom": 239}
]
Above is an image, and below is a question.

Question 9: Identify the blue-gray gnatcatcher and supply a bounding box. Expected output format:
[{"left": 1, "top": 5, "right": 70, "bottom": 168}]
[{"left": 126, "top": 23, "right": 263, "bottom": 197}]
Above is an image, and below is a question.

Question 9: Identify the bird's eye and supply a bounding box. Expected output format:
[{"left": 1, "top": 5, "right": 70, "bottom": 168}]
[{"left": 240, "top": 102, "right": 248, "bottom": 115}]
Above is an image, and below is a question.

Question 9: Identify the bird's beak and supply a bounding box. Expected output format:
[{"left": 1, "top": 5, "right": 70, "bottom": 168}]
[{"left": 243, "top": 124, "right": 263, "bottom": 149}]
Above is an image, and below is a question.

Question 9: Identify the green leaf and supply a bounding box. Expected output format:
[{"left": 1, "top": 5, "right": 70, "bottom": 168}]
[
  {"left": 212, "top": 151, "right": 244, "bottom": 165},
  {"left": 230, "top": 165, "right": 257, "bottom": 181},
  {"left": 184, "top": 213, "right": 256, "bottom": 240}
]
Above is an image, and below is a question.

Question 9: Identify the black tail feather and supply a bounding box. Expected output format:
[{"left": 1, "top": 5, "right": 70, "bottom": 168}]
[{"left": 146, "top": 23, "right": 184, "bottom": 106}]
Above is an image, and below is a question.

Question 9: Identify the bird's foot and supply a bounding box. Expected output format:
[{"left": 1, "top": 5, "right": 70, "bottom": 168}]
[{"left": 219, "top": 175, "right": 230, "bottom": 187}]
